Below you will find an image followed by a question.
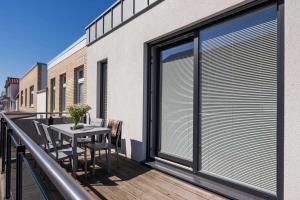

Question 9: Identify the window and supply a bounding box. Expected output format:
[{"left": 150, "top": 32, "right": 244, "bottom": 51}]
[
  {"left": 97, "top": 61, "right": 108, "bottom": 123},
  {"left": 20, "top": 90, "right": 23, "bottom": 106},
  {"left": 76, "top": 68, "right": 84, "bottom": 104},
  {"left": 50, "top": 78, "right": 55, "bottom": 112},
  {"left": 122, "top": 0, "right": 133, "bottom": 21},
  {"left": 149, "top": 4, "right": 279, "bottom": 198},
  {"left": 86, "top": 29, "right": 90, "bottom": 43},
  {"left": 60, "top": 74, "right": 66, "bottom": 112},
  {"left": 25, "top": 89, "right": 27, "bottom": 107},
  {"left": 96, "top": 18, "right": 104, "bottom": 38},
  {"left": 90, "top": 24, "right": 96, "bottom": 42},
  {"left": 104, "top": 11, "right": 112, "bottom": 33},
  {"left": 135, "top": 0, "right": 148, "bottom": 13},
  {"left": 29, "top": 86, "right": 34, "bottom": 107},
  {"left": 113, "top": 3, "right": 122, "bottom": 27},
  {"left": 149, "top": 0, "right": 158, "bottom": 5},
  {"left": 159, "top": 41, "right": 194, "bottom": 164}
]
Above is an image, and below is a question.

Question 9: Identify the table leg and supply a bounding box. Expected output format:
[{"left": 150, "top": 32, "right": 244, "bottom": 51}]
[
  {"left": 108, "top": 132, "right": 111, "bottom": 173},
  {"left": 91, "top": 135, "right": 95, "bottom": 163},
  {"left": 72, "top": 136, "right": 78, "bottom": 176}
]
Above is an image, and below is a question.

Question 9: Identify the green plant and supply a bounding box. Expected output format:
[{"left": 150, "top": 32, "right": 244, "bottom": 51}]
[{"left": 68, "top": 104, "right": 91, "bottom": 129}]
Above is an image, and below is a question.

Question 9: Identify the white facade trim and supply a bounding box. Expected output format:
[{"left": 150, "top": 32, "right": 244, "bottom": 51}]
[{"left": 48, "top": 35, "right": 86, "bottom": 69}]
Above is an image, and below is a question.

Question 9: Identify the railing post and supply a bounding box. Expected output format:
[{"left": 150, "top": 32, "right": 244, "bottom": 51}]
[
  {"left": 48, "top": 116, "right": 53, "bottom": 125},
  {"left": 5, "top": 128, "right": 12, "bottom": 199},
  {"left": 0, "top": 118, "right": 3, "bottom": 157},
  {"left": 16, "top": 145, "right": 25, "bottom": 200},
  {"left": 1, "top": 121, "right": 7, "bottom": 173}
]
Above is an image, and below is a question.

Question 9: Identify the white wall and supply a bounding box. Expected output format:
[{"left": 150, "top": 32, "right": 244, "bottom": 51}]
[
  {"left": 87, "top": 0, "right": 246, "bottom": 162},
  {"left": 37, "top": 91, "right": 46, "bottom": 118},
  {"left": 285, "top": 1, "right": 300, "bottom": 199},
  {"left": 15, "top": 99, "right": 19, "bottom": 111},
  {"left": 7, "top": 84, "right": 19, "bottom": 100}
]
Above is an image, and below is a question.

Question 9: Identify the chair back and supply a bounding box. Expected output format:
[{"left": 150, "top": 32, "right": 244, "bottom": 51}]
[
  {"left": 62, "top": 116, "right": 73, "bottom": 124},
  {"left": 107, "top": 120, "right": 122, "bottom": 147},
  {"left": 33, "top": 120, "right": 42, "bottom": 137},
  {"left": 33, "top": 120, "right": 49, "bottom": 150},
  {"left": 41, "top": 124, "right": 59, "bottom": 158},
  {"left": 90, "top": 118, "right": 104, "bottom": 127}
]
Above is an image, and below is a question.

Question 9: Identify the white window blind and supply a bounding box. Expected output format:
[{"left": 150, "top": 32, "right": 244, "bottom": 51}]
[
  {"left": 160, "top": 42, "right": 194, "bottom": 161},
  {"left": 200, "top": 5, "right": 277, "bottom": 194}
]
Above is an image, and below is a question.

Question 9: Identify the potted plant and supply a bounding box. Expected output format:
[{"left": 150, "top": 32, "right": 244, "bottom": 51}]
[{"left": 68, "top": 104, "right": 91, "bottom": 130}]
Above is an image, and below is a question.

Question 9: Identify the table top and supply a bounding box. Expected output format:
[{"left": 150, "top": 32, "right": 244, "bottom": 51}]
[{"left": 50, "top": 123, "right": 111, "bottom": 138}]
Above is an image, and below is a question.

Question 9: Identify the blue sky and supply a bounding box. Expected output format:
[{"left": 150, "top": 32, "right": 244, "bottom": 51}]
[{"left": 0, "top": 0, "right": 116, "bottom": 91}]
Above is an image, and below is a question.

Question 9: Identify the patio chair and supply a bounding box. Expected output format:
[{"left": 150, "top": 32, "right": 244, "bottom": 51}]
[
  {"left": 85, "top": 119, "right": 123, "bottom": 174},
  {"left": 33, "top": 120, "right": 50, "bottom": 150},
  {"left": 41, "top": 124, "right": 88, "bottom": 176},
  {"left": 77, "top": 118, "right": 105, "bottom": 145},
  {"left": 33, "top": 120, "right": 71, "bottom": 152}
]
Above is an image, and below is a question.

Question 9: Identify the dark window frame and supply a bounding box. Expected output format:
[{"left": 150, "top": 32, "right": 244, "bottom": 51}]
[
  {"left": 50, "top": 78, "right": 56, "bottom": 112},
  {"left": 75, "top": 66, "right": 85, "bottom": 104},
  {"left": 29, "top": 85, "right": 34, "bottom": 107},
  {"left": 156, "top": 37, "right": 194, "bottom": 167},
  {"left": 20, "top": 90, "right": 23, "bottom": 106},
  {"left": 25, "top": 88, "right": 27, "bottom": 107},
  {"left": 60, "top": 73, "right": 67, "bottom": 112},
  {"left": 145, "top": 0, "right": 284, "bottom": 199},
  {"left": 97, "top": 60, "right": 108, "bottom": 123}
]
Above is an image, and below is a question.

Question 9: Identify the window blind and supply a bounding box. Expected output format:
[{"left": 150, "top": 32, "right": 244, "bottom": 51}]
[
  {"left": 200, "top": 5, "right": 277, "bottom": 193},
  {"left": 160, "top": 42, "right": 194, "bottom": 161}
]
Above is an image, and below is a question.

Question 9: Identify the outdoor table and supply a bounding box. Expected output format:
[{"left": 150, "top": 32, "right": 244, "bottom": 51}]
[{"left": 49, "top": 123, "right": 111, "bottom": 175}]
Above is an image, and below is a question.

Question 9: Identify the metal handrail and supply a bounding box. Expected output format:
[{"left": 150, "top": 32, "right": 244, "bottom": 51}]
[
  {"left": 0, "top": 112, "right": 93, "bottom": 200},
  {"left": 4, "top": 112, "right": 68, "bottom": 115}
]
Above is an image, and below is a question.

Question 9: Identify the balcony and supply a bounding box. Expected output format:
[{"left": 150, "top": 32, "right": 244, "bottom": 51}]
[{"left": 0, "top": 112, "right": 226, "bottom": 200}]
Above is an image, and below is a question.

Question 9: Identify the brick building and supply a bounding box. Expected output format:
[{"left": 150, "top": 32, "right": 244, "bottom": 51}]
[
  {"left": 47, "top": 35, "right": 87, "bottom": 113},
  {"left": 19, "top": 63, "right": 47, "bottom": 112},
  {"left": 3, "top": 77, "right": 19, "bottom": 112}
]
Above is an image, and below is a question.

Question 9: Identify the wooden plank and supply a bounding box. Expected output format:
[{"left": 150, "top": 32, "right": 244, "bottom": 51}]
[{"left": 76, "top": 154, "right": 227, "bottom": 200}]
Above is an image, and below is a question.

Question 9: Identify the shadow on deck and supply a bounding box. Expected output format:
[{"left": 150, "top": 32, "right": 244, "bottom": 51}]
[{"left": 74, "top": 154, "right": 227, "bottom": 200}]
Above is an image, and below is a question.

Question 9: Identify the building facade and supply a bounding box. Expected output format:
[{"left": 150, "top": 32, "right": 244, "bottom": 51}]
[
  {"left": 85, "top": 0, "right": 297, "bottom": 199},
  {"left": 47, "top": 35, "right": 87, "bottom": 113},
  {"left": 19, "top": 63, "right": 47, "bottom": 112},
  {"left": 3, "top": 77, "right": 19, "bottom": 112}
]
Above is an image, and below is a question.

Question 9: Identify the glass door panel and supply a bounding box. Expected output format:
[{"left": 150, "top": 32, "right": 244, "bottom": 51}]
[
  {"left": 199, "top": 5, "right": 278, "bottom": 194},
  {"left": 159, "top": 41, "right": 194, "bottom": 163}
]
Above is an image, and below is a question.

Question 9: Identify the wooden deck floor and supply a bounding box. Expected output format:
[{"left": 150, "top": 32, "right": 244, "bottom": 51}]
[
  {"left": 73, "top": 154, "right": 227, "bottom": 200},
  {"left": 1, "top": 152, "right": 228, "bottom": 200}
]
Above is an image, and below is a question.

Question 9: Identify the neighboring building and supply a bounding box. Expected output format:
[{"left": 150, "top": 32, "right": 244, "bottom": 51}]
[
  {"left": 47, "top": 35, "right": 87, "bottom": 113},
  {"left": 15, "top": 92, "right": 19, "bottom": 111},
  {"left": 19, "top": 63, "right": 47, "bottom": 112},
  {"left": 84, "top": 0, "right": 295, "bottom": 199},
  {"left": 2, "top": 77, "right": 19, "bottom": 112}
]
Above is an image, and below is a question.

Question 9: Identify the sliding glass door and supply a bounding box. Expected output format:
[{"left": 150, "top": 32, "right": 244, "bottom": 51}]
[
  {"left": 150, "top": 3, "right": 280, "bottom": 198},
  {"left": 158, "top": 41, "right": 194, "bottom": 165}
]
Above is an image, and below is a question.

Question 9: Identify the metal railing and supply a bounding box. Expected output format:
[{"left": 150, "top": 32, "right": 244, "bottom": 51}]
[{"left": 0, "top": 112, "right": 93, "bottom": 200}]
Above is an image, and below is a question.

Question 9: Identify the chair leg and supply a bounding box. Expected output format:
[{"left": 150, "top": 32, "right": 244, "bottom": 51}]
[
  {"left": 105, "top": 149, "right": 108, "bottom": 165},
  {"left": 93, "top": 149, "right": 96, "bottom": 175},
  {"left": 84, "top": 147, "right": 87, "bottom": 178},
  {"left": 116, "top": 148, "right": 119, "bottom": 168}
]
